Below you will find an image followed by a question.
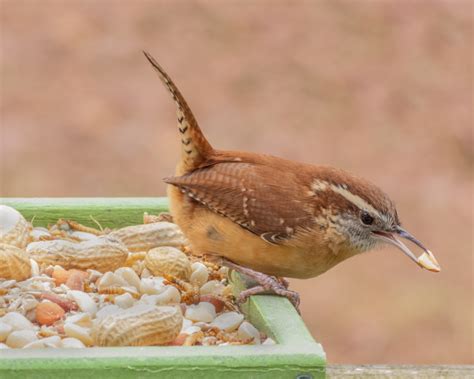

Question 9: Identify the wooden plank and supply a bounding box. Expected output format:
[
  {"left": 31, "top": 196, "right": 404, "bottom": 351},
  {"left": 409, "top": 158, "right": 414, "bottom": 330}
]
[
  {"left": 327, "top": 364, "right": 474, "bottom": 378},
  {"left": 229, "top": 271, "right": 317, "bottom": 346}
]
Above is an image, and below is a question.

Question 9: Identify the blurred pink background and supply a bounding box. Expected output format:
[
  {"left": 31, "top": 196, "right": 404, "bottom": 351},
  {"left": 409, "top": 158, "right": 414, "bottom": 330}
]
[{"left": 1, "top": 0, "right": 472, "bottom": 364}]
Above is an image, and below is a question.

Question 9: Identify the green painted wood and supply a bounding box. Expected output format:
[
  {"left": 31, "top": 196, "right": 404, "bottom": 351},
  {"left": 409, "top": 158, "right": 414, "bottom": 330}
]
[
  {"left": 0, "top": 346, "right": 325, "bottom": 379},
  {"left": 230, "top": 271, "right": 317, "bottom": 346},
  {"left": 0, "top": 197, "right": 169, "bottom": 228},
  {"left": 0, "top": 198, "right": 326, "bottom": 379}
]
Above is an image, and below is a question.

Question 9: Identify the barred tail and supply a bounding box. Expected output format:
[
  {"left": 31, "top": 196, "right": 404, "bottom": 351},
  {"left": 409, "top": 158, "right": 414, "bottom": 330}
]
[{"left": 143, "top": 51, "right": 213, "bottom": 173}]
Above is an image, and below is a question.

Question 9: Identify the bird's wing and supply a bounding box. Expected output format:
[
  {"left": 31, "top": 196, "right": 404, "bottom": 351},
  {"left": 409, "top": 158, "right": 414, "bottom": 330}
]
[{"left": 164, "top": 162, "right": 316, "bottom": 243}]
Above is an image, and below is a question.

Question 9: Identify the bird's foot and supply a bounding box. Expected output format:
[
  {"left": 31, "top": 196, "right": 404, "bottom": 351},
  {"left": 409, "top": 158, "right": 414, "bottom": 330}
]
[
  {"left": 277, "top": 276, "right": 290, "bottom": 289},
  {"left": 238, "top": 285, "right": 300, "bottom": 311},
  {"left": 218, "top": 257, "right": 300, "bottom": 311}
]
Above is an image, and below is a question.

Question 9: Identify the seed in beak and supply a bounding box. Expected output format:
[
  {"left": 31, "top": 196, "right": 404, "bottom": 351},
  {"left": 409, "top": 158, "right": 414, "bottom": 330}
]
[
  {"left": 373, "top": 229, "right": 441, "bottom": 273},
  {"left": 417, "top": 250, "right": 441, "bottom": 272}
]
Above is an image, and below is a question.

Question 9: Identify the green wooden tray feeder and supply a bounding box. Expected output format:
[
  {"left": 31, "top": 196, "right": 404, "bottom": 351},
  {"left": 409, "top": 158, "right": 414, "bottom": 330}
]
[{"left": 0, "top": 198, "right": 326, "bottom": 379}]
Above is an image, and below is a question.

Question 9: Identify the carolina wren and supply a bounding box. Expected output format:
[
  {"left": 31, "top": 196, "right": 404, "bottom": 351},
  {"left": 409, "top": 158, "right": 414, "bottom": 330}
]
[{"left": 144, "top": 52, "right": 440, "bottom": 308}]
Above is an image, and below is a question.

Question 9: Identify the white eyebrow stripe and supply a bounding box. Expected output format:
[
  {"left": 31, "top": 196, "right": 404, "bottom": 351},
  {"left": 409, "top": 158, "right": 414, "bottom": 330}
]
[
  {"left": 329, "top": 184, "right": 381, "bottom": 217},
  {"left": 311, "top": 180, "right": 329, "bottom": 192},
  {"left": 310, "top": 179, "right": 382, "bottom": 217}
]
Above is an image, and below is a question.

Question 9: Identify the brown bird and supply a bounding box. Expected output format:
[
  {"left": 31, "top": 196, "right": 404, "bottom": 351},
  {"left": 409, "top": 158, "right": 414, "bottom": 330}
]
[{"left": 144, "top": 52, "right": 440, "bottom": 308}]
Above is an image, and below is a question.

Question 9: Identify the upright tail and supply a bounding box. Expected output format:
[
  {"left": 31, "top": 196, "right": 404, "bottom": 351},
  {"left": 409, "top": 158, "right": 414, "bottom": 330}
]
[{"left": 143, "top": 51, "right": 213, "bottom": 173}]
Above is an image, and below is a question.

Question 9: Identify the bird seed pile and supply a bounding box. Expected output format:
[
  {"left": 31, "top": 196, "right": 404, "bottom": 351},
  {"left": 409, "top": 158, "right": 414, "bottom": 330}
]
[{"left": 0, "top": 205, "right": 274, "bottom": 349}]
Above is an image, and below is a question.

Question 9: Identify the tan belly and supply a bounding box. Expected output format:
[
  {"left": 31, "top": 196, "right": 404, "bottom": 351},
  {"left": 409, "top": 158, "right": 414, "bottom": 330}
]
[{"left": 167, "top": 186, "right": 355, "bottom": 279}]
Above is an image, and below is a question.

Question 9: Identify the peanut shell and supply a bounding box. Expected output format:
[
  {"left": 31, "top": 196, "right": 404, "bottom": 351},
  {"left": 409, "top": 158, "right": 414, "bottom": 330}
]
[
  {"left": 0, "top": 243, "right": 31, "bottom": 281},
  {"left": 0, "top": 206, "right": 31, "bottom": 248},
  {"left": 145, "top": 246, "right": 191, "bottom": 280},
  {"left": 27, "top": 236, "right": 128, "bottom": 272},
  {"left": 109, "top": 222, "right": 187, "bottom": 252},
  {"left": 92, "top": 304, "right": 182, "bottom": 347}
]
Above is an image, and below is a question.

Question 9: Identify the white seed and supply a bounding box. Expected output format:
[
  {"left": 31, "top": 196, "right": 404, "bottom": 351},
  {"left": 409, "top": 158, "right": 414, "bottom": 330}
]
[
  {"left": 63, "top": 323, "right": 93, "bottom": 346},
  {"left": 61, "top": 337, "right": 86, "bottom": 348},
  {"left": 0, "top": 343, "right": 9, "bottom": 349},
  {"left": 1, "top": 312, "right": 35, "bottom": 331},
  {"left": 211, "top": 312, "right": 244, "bottom": 332},
  {"left": 115, "top": 267, "right": 141, "bottom": 290},
  {"left": 122, "top": 286, "right": 140, "bottom": 298},
  {"left": 182, "top": 325, "right": 201, "bottom": 335},
  {"left": 95, "top": 304, "right": 122, "bottom": 320},
  {"left": 238, "top": 321, "right": 261, "bottom": 344},
  {"left": 138, "top": 294, "right": 157, "bottom": 306},
  {"left": 57, "top": 284, "right": 70, "bottom": 293},
  {"left": 114, "top": 293, "right": 135, "bottom": 309},
  {"left": 6, "top": 330, "right": 38, "bottom": 348},
  {"left": 0, "top": 280, "right": 16, "bottom": 289},
  {"left": 23, "top": 335, "right": 60, "bottom": 349},
  {"left": 417, "top": 250, "right": 441, "bottom": 272},
  {"left": 67, "top": 290, "right": 97, "bottom": 316},
  {"left": 190, "top": 262, "right": 209, "bottom": 287},
  {"left": 180, "top": 318, "right": 193, "bottom": 333},
  {"left": 38, "top": 325, "right": 58, "bottom": 338},
  {"left": 97, "top": 272, "right": 128, "bottom": 291},
  {"left": 192, "top": 322, "right": 209, "bottom": 331},
  {"left": 140, "top": 286, "right": 181, "bottom": 306},
  {"left": 7, "top": 288, "right": 20, "bottom": 296},
  {"left": 87, "top": 269, "right": 102, "bottom": 283},
  {"left": 30, "top": 259, "right": 40, "bottom": 277},
  {"left": 22, "top": 297, "right": 39, "bottom": 313},
  {"left": 185, "top": 302, "right": 216, "bottom": 323},
  {"left": 23, "top": 339, "right": 45, "bottom": 349},
  {"left": 139, "top": 277, "right": 166, "bottom": 295},
  {"left": 262, "top": 337, "right": 276, "bottom": 345},
  {"left": 154, "top": 286, "right": 181, "bottom": 305},
  {"left": 41, "top": 335, "right": 62, "bottom": 348},
  {"left": 31, "top": 228, "right": 51, "bottom": 241},
  {"left": 191, "top": 261, "right": 205, "bottom": 271},
  {"left": 200, "top": 280, "right": 225, "bottom": 296},
  {"left": 141, "top": 267, "right": 152, "bottom": 278},
  {"left": 0, "top": 322, "right": 13, "bottom": 342},
  {"left": 65, "top": 313, "right": 92, "bottom": 328},
  {"left": 33, "top": 226, "right": 48, "bottom": 232},
  {"left": 70, "top": 231, "right": 98, "bottom": 241}
]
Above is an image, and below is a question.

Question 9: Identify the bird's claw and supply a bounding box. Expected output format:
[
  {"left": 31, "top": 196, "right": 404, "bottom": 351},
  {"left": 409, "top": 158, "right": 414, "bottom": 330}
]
[
  {"left": 216, "top": 257, "right": 301, "bottom": 312},
  {"left": 237, "top": 281, "right": 300, "bottom": 312}
]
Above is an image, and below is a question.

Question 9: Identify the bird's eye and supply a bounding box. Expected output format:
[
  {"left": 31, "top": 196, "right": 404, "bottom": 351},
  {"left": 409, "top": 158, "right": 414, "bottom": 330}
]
[{"left": 360, "top": 211, "right": 374, "bottom": 225}]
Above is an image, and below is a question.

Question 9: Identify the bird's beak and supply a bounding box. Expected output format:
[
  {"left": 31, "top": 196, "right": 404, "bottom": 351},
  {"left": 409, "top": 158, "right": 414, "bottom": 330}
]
[{"left": 373, "top": 227, "right": 440, "bottom": 272}]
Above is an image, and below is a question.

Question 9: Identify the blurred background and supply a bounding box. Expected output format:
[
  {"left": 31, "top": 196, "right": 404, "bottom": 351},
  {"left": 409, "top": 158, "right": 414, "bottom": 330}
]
[{"left": 1, "top": 0, "right": 472, "bottom": 364}]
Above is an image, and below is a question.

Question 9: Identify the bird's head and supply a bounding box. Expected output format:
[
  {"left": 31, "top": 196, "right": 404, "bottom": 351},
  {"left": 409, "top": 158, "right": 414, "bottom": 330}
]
[{"left": 312, "top": 167, "right": 440, "bottom": 272}]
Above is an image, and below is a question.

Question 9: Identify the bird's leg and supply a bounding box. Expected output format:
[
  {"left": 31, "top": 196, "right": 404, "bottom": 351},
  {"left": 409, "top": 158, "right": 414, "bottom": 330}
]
[
  {"left": 236, "top": 285, "right": 266, "bottom": 300},
  {"left": 277, "top": 277, "right": 290, "bottom": 289},
  {"left": 217, "top": 257, "right": 300, "bottom": 310}
]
